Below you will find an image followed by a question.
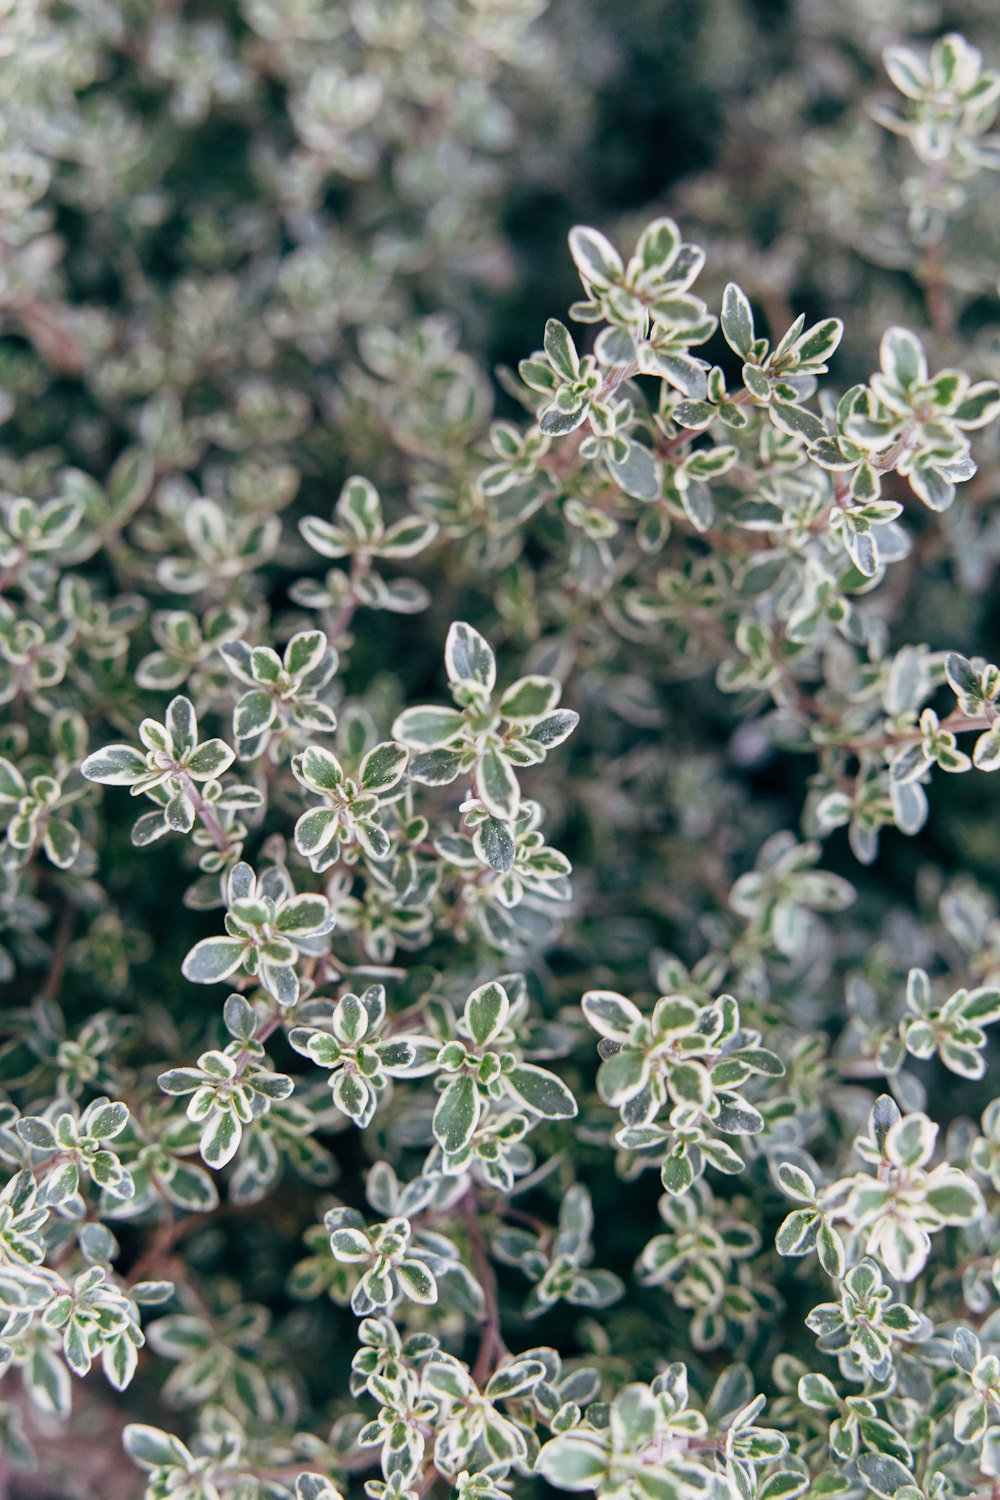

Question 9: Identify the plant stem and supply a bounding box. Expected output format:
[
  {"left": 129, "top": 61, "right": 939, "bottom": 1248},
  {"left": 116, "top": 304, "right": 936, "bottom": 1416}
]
[
  {"left": 41, "top": 898, "right": 76, "bottom": 1001},
  {"left": 461, "top": 1187, "right": 505, "bottom": 1387},
  {"left": 178, "top": 772, "right": 232, "bottom": 855},
  {"left": 839, "top": 707, "right": 993, "bottom": 756}
]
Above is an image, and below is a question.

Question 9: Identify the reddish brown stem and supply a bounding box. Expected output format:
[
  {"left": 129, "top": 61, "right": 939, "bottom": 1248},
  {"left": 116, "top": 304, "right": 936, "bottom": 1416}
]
[
  {"left": 461, "top": 1188, "right": 505, "bottom": 1388},
  {"left": 177, "top": 772, "right": 232, "bottom": 855},
  {"left": 41, "top": 899, "right": 76, "bottom": 1002}
]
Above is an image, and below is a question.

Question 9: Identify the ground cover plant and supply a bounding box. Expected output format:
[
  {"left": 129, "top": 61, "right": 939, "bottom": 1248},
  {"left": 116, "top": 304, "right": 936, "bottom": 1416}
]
[{"left": 2, "top": 3, "right": 1000, "bottom": 1500}]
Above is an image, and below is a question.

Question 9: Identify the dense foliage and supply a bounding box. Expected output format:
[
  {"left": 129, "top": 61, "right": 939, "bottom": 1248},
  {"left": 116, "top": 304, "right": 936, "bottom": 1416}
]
[{"left": 2, "top": 4, "right": 1000, "bottom": 1500}]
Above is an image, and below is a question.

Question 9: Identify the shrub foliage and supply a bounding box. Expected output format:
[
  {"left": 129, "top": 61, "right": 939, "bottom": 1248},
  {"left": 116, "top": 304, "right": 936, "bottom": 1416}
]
[{"left": 2, "top": 5, "right": 1000, "bottom": 1500}]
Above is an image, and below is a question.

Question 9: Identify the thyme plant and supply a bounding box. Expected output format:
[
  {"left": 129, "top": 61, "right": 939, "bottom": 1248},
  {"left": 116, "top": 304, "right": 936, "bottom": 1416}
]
[{"left": 1, "top": 6, "right": 1000, "bottom": 1500}]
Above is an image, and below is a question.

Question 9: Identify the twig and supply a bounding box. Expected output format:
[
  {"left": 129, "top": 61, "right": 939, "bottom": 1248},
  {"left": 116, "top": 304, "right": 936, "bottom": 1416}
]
[
  {"left": 460, "top": 1187, "right": 505, "bottom": 1388},
  {"left": 177, "top": 772, "right": 232, "bottom": 855},
  {"left": 41, "top": 898, "right": 76, "bottom": 1002},
  {"left": 124, "top": 1211, "right": 209, "bottom": 1288},
  {"left": 918, "top": 160, "right": 954, "bottom": 336}
]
